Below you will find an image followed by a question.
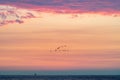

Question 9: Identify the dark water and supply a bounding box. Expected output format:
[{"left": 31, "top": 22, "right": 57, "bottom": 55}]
[{"left": 0, "top": 75, "right": 120, "bottom": 80}]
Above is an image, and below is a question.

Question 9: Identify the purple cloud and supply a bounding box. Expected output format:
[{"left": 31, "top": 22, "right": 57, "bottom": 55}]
[
  {"left": 0, "top": 0, "right": 120, "bottom": 26},
  {"left": 0, "top": 0, "right": 120, "bottom": 14}
]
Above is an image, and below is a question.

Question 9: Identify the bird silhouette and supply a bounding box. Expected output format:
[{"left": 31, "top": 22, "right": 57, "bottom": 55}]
[{"left": 54, "top": 45, "right": 68, "bottom": 52}]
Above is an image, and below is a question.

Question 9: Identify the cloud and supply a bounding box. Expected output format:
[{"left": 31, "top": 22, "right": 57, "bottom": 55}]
[
  {"left": 0, "top": 0, "right": 120, "bottom": 15},
  {"left": 0, "top": 0, "right": 120, "bottom": 25},
  {"left": 0, "top": 5, "right": 37, "bottom": 26}
]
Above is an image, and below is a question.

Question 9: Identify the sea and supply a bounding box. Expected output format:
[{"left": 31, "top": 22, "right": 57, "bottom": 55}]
[{"left": 0, "top": 75, "right": 120, "bottom": 80}]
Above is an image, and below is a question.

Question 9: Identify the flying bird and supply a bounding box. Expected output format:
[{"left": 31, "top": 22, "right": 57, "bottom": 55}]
[
  {"left": 54, "top": 45, "right": 69, "bottom": 52},
  {"left": 50, "top": 45, "right": 69, "bottom": 53}
]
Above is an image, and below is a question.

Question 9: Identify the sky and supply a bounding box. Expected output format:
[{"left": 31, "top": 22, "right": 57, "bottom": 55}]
[{"left": 0, "top": 0, "right": 120, "bottom": 75}]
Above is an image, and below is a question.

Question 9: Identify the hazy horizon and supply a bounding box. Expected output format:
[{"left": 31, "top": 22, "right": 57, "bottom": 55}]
[{"left": 0, "top": 69, "right": 120, "bottom": 75}]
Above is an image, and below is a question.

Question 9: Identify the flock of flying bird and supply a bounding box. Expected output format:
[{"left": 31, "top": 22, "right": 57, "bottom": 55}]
[{"left": 50, "top": 45, "right": 69, "bottom": 53}]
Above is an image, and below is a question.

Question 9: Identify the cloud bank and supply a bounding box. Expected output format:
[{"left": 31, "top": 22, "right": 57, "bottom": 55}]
[
  {"left": 0, "top": 0, "right": 120, "bottom": 14},
  {"left": 0, "top": 0, "right": 120, "bottom": 25}
]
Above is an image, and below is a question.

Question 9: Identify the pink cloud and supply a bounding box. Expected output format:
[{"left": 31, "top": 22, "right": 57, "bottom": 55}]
[
  {"left": 0, "top": 0, "right": 120, "bottom": 15},
  {"left": 0, "top": 0, "right": 120, "bottom": 26}
]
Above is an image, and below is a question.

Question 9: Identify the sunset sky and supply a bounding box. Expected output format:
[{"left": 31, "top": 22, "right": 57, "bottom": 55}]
[{"left": 0, "top": 0, "right": 120, "bottom": 75}]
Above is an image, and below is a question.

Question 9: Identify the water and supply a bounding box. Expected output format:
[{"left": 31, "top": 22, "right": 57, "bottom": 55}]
[{"left": 0, "top": 75, "right": 120, "bottom": 80}]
